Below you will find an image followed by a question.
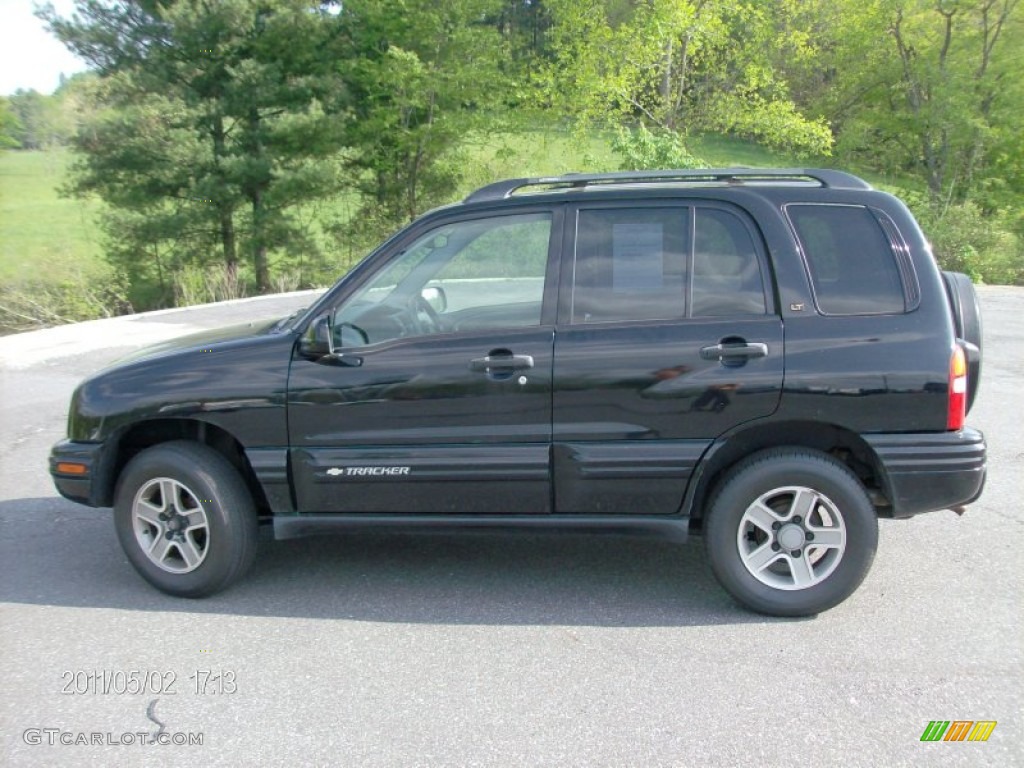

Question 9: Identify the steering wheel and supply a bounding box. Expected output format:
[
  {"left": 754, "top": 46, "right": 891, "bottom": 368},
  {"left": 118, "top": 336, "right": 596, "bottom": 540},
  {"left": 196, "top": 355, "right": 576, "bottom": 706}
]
[{"left": 411, "top": 294, "right": 443, "bottom": 334}]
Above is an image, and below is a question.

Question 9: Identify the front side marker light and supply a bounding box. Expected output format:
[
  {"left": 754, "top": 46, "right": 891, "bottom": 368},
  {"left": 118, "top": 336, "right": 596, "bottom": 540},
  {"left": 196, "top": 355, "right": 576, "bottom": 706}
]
[{"left": 56, "top": 462, "right": 88, "bottom": 475}]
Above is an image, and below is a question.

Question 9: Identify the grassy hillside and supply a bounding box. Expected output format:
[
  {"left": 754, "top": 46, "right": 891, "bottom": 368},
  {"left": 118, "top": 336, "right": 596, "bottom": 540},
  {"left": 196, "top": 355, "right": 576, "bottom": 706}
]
[
  {"left": 0, "top": 149, "right": 106, "bottom": 284},
  {"left": 458, "top": 130, "right": 803, "bottom": 190}
]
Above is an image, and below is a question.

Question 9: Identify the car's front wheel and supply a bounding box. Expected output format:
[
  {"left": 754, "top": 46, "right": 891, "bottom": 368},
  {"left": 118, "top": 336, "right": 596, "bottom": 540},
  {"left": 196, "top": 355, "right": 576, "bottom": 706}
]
[
  {"left": 704, "top": 448, "right": 878, "bottom": 617},
  {"left": 113, "top": 441, "right": 257, "bottom": 597}
]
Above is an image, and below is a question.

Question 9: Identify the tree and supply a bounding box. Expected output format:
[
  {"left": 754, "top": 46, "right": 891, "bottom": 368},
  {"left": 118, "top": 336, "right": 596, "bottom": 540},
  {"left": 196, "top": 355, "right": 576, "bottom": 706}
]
[
  {"left": 6, "top": 89, "right": 74, "bottom": 149},
  {"left": 492, "top": 0, "right": 552, "bottom": 60},
  {"left": 535, "top": 0, "right": 833, "bottom": 156},
  {"left": 814, "top": 0, "right": 1021, "bottom": 206},
  {"left": 41, "top": 0, "right": 349, "bottom": 301},
  {"left": 0, "top": 98, "right": 22, "bottom": 149},
  {"left": 334, "top": 0, "right": 507, "bottom": 239}
]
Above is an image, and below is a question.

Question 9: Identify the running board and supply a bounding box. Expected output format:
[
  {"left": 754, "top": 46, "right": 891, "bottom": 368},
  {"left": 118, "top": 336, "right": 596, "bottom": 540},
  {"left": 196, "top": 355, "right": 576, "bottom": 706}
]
[{"left": 272, "top": 514, "right": 691, "bottom": 542}]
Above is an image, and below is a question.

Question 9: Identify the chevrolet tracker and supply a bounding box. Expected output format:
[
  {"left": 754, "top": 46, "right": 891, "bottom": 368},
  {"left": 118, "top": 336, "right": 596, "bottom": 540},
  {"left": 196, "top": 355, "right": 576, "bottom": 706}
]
[{"left": 50, "top": 168, "right": 987, "bottom": 616}]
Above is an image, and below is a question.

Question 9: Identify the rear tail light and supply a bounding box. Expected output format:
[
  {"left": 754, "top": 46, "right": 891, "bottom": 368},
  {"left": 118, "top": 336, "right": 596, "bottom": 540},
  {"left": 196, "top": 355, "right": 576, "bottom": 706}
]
[{"left": 947, "top": 345, "right": 967, "bottom": 430}]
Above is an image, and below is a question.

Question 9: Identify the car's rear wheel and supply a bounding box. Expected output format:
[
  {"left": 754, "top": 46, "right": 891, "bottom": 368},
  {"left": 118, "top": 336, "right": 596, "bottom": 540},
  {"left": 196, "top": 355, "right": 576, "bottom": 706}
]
[
  {"left": 704, "top": 448, "right": 877, "bottom": 617},
  {"left": 113, "top": 441, "right": 257, "bottom": 597}
]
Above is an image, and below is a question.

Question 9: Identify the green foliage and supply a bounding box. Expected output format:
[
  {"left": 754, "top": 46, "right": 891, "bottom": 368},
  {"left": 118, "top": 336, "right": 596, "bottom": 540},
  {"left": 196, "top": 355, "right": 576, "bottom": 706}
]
[
  {"left": 6, "top": 89, "right": 65, "bottom": 149},
  {"left": 537, "top": 0, "right": 833, "bottom": 156},
  {"left": 335, "top": 0, "right": 507, "bottom": 237},
  {"left": 914, "top": 200, "right": 1022, "bottom": 285},
  {"left": 2, "top": 76, "right": 98, "bottom": 151},
  {"left": 0, "top": 98, "right": 22, "bottom": 149},
  {"left": 43, "top": 0, "right": 351, "bottom": 300},
  {"left": 40, "top": 0, "right": 512, "bottom": 304},
  {"left": 172, "top": 263, "right": 247, "bottom": 306},
  {"left": 0, "top": 271, "right": 131, "bottom": 335},
  {"left": 611, "top": 125, "right": 705, "bottom": 170},
  {"left": 813, "top": 0, "right": 1021, "bottom": 207},
  {"left": 706, "top": 90, "right": 832, "bottom": 158},
  {"left": 490, "top": 0, "right": 552, "bottom": 63}
]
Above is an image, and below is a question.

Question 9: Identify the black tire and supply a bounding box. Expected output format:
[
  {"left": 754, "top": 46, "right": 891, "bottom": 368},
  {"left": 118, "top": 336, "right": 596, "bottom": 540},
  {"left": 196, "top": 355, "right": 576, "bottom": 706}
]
[
  {"left": 113, "top": 441, "right": 257, "bottom": 597},
  {"left": 704, "top": 448, "right": 878, "bottom": 617},
  {"left": 942, "top": 271, "right": 983, "bottom": 411}
]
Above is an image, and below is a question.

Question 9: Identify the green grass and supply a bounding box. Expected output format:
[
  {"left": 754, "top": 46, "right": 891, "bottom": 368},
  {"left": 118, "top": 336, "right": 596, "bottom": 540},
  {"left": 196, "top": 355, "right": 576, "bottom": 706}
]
[
  {"left": 692, "top": 133, "right": 927, "bottom": 196},
  {"left": 459, "top": 128, "right": 872, "bottom": 187},
  {"left": 459, "top": 128, "right": 622, "bottom": 192},
  {"left": 690, "top": 134, "right": 800, "bottom": 167},
  {"left": 461, "top": 129, "right": 807, "bottom": 184},
  {"left": 0, "top": 149, "right": 107, "bottom": 284}
]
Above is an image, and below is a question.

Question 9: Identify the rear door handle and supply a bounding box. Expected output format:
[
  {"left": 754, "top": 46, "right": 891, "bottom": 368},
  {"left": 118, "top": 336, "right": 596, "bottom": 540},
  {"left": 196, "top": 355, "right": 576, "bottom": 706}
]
[
  {"left": 469, "top": 354, "right": 535, "bottom": 373},
  {"left": 700, "top": 342, "right": 768, "bottom": 361}
]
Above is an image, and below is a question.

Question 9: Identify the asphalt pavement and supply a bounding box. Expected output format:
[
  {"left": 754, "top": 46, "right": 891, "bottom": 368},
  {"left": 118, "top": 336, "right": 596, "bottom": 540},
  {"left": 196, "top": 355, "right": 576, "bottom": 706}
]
[{"left": 1, "top": 287, "right": 1021, "bottom": 767}]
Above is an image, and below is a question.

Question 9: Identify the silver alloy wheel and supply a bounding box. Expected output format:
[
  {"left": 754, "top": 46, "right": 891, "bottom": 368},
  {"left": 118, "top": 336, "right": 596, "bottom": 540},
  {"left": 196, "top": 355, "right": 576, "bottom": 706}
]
[
  {"left": 736, "top": 485, "right": 846, "bottom": 590},
  {"left": 131, "top": 477, "right": 210, "bottom": 574}
]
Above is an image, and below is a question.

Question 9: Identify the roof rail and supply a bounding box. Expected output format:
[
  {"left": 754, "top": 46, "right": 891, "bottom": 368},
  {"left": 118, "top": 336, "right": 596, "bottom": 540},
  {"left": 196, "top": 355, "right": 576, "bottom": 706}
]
[{"left": 464, "top": 168, "right": 872, "bottom": 203}]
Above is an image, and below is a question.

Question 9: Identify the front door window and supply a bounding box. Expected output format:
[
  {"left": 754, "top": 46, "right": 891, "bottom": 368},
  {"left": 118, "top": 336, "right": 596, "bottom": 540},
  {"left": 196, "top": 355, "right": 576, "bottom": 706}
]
[{"left": 335, "top": 213, "right": 552, "bottom": 347}]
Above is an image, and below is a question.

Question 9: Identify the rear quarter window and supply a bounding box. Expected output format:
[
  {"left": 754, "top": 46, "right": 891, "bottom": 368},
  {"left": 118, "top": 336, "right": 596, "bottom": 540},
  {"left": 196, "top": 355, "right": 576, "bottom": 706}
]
[{"left": 786, "top": 204, "right": 906, "bottom": 315}]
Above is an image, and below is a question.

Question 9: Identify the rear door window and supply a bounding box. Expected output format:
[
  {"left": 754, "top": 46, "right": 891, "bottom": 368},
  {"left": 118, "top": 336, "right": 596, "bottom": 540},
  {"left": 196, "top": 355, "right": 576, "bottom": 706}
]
[
  {"left": 570, "top": 205, "right": 768, "bottom": 323},
  {"left": 571, "top": 208, "right": 689, "bottom": 323},
  {"left": 692, "top": 208, "right": 767, "bottom": 316}
]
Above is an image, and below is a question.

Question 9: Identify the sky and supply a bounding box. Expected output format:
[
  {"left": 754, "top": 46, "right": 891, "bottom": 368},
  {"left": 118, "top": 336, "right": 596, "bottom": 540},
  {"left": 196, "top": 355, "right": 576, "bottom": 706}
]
[{"left": 0, "top": 0, "right": 89, "bottom": 96}]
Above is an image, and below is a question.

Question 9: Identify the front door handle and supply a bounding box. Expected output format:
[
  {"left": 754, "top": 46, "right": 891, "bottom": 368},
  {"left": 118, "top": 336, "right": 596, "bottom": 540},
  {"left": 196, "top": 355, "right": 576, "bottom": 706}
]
[
  {"left": 699, "top": 342, "right": 768, "bottom": 362},
  {"left": 469, "top": 354, "right": 535, "bottom": 373}
]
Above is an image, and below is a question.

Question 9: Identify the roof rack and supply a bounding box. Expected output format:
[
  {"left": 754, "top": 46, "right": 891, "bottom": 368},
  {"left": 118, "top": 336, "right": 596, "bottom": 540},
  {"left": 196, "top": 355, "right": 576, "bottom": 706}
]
[{"left": 464, "top": 168, "right": 872, "bottom": 204}]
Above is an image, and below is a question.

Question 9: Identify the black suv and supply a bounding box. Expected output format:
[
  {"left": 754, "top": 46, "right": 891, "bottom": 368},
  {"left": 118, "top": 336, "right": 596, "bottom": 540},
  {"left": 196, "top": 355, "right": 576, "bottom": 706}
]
[{"left": 50, "top": 168, "right": 986, "bottom": 616}]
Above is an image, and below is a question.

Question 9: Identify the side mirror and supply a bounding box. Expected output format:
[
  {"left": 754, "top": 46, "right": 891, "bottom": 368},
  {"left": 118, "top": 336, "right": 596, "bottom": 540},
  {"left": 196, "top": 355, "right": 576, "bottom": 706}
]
[
  {"left": 299, "top": 314, "right": 334, "bottom": 359},
  {"left": 421, "top": 285, "right": 447, "bottom": 313},
  {"left": 298, "top": 314, "right": 363, "bottom": 367}
]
